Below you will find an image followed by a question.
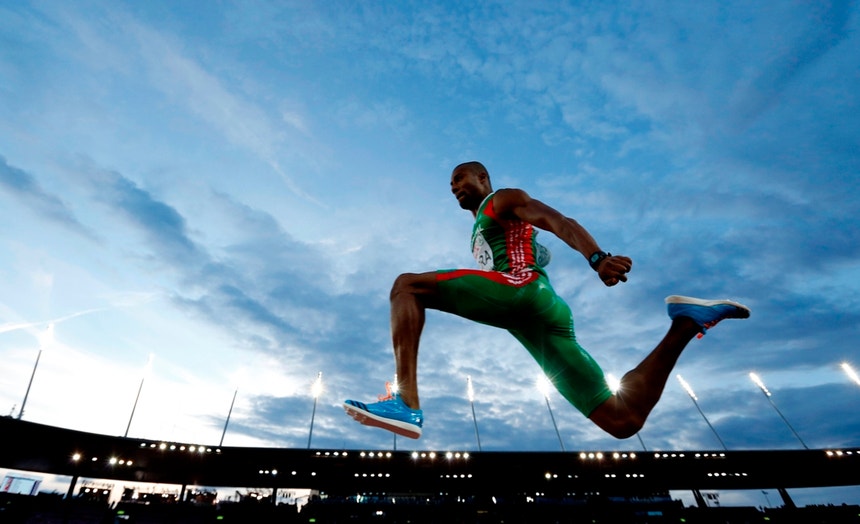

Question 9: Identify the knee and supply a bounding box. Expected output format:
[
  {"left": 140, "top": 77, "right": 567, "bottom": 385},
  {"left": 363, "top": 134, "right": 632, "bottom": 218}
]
[
  {"left": 605, "top": 420, "right": 644, "bottom": 440},
  {"left": 390, "top": 273, "right": 420, "bottom": 301},
  {"left": 390, "top": 272, "right": 439, "bottom": 306},
  {"left": 589, "top": 402, "right": 645, "bottom": 440}
]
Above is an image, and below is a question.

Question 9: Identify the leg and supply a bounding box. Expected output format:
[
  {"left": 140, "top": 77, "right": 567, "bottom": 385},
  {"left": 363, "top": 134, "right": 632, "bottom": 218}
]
[
  {"left": 342, "top": 271, "right": 441, "bottom": 439},
  {"left": 347, "top": 270, "right": 590, "bottom": 439},
  {"left": 344, "top": 270, "right": 542, "bottom": 439},
  {"left": 588, "top": 317, "right": 700, "bottom": 439},
  {"left": 389, "top": 269, "right": 523, "bottom": 409},
  {"left": 390, "top": 272, "right": 443, "bottom": 409},
  {"left": 589, "top": 296, "right": 751, "bottom": 438}
]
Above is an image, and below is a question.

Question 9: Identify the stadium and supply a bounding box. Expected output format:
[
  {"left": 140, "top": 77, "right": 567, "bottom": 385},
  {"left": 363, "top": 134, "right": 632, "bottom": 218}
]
[
  {"left": 3, "top": 2, "right": 860, "bottom": 523},
  {"left": 2, "top": 416, "right": 858, "bottom": 523}
]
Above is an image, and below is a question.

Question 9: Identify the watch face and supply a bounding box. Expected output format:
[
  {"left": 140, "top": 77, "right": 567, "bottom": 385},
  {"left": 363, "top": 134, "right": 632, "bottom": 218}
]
[{"left": 590, "top": 253, "right": 601, "bottom": 263}]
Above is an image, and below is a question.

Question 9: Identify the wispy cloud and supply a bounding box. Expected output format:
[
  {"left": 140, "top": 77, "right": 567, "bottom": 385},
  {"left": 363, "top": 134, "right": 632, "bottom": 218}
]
[
  {"left": 0, "top": 156, "right": 94, "bottom": 239},
  {"left": 0, "top": 307, "right": 104, "bottom": 336}
]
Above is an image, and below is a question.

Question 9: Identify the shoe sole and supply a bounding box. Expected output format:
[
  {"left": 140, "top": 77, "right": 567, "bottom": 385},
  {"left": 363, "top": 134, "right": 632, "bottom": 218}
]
[
  {"left": 343, "top": 403, "right": 422, "bottom": 439},
  {"left": 665, "top": 295, "right": 751, "bottom": 318}
]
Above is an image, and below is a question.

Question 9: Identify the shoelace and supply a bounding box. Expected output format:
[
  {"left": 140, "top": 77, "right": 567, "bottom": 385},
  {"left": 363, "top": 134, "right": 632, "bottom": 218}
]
[
  {"left": 696, "top": 319, "right": 722, "bottom": 339},
  {"left": 377, "top": 381, "right": 395, "bottom": 401}
]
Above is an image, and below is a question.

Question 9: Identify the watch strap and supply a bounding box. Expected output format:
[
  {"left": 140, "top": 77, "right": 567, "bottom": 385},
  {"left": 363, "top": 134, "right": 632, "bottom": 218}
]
[{"left": 589, "top": 251, "right": 610, "bottom": 271}]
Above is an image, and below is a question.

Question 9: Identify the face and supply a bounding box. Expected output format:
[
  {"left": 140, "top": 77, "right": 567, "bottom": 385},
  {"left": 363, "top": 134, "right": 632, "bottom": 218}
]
[{"left": 450, "top": 167, "right": 489, "bottom": 211}]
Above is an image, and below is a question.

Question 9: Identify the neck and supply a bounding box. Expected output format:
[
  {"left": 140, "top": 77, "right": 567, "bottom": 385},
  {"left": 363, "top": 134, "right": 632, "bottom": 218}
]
[{"left": 470, "top": 191, "right": 493, "bottom": 216}]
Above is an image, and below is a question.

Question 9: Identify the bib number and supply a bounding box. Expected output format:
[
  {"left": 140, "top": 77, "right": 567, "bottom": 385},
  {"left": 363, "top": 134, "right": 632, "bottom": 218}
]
[{"left": 472, "top": 231, "right": 494, "bottom": 271}]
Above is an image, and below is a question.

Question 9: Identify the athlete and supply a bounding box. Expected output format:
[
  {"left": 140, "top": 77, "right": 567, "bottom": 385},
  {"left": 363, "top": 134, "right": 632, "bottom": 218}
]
[{"left": 344, "top": 161, "right": 750, "bottom": 440}]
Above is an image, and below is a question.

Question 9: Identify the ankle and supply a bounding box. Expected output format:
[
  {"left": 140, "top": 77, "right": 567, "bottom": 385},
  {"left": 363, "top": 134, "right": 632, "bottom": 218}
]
[
  {"left": 400, "top": 394, "right": 420, "bottom": 410},
  {"left": 671, "top": 316, "right": 701, "bottom": 337}
]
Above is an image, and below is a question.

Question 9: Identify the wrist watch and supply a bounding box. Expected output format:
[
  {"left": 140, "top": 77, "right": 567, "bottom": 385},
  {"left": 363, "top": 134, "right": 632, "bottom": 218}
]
[{"left": 589, "top": 251, "right": 610, "bottom": 271}]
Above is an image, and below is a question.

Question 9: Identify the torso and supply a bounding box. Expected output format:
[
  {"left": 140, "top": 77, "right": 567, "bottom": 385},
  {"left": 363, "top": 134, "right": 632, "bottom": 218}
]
[{"left": 471, "top": 192, "right": 547, "bottom": 280}]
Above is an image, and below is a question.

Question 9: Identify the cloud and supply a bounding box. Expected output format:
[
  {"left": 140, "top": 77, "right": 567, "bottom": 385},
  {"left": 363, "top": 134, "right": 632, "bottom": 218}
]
[
  {"left": 33, "top": 1, "right": 326, "bottom": 207},
  {"left": 0, "top": 156, "right": 94, "bottom": 238},
  {"left": 70, "top": 158, "right": 392, "bottom": 401},
  {"left": 727, "top": 1, "right": 855, "bottom": 127},
  {"left": 88, "top": 165, "right": 202, "bottom": 266},
  {"left": 0, "top": 307, "right": 105, "bottom": 336},
  {"left": 125, "top": 18, "right": 328, "bottom": 206}
]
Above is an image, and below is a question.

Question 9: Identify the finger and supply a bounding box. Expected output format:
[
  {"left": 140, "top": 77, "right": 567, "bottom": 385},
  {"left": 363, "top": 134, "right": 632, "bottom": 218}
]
[
  {"left": 614, "top": 256, "right": 633, "bottom": 270},
  {"left": 610, "top": 260, "right": 631, "bottom": 273}
]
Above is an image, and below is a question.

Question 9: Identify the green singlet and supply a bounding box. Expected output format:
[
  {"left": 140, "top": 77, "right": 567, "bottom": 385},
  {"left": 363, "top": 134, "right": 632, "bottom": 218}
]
[{"left": 435, "top": 192, "right": 613, "bottom": 417}]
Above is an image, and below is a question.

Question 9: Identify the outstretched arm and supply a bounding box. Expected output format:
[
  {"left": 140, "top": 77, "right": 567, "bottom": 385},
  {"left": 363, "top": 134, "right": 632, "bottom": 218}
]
[{"left": 493, "top": 188, "right": 632, "bottom": 286}]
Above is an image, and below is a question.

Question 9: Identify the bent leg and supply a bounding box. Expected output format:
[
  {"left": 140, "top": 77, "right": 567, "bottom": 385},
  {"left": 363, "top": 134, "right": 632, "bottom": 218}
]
[
  {"left": 390, "top": 271, "right": 444, "bottom": 410},
  {"left": 588, "top": 317, "right": 700, "bottom": 439},
  {"left": 391, "top": 269, "right": 539, "bottom": 410},
  {"left": 507, "top": 282, "right": 614, "bottom": 420}
]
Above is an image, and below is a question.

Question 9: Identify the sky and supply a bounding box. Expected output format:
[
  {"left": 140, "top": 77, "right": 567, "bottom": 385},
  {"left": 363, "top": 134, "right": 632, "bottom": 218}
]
[{"left": 1, "top": 0, "right": 858, "bottom": 507}]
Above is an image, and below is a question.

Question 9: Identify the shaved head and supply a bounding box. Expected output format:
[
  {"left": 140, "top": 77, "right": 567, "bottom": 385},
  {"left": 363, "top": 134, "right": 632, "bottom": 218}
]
[{"left": 453, "top": 161, "right": 489, "bottom": 179}]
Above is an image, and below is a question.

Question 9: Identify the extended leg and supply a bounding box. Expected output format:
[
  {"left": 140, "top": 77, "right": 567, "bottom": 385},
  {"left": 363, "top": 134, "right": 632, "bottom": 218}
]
[
  {"left": 589, "top": 317, "right": 699, "bottom": 438},
  {"left": 589, "top": 296, "right": 750, "bottom": 439}
]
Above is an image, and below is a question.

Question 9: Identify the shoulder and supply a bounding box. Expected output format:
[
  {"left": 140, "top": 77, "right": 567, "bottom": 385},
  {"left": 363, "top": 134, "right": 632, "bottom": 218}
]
[{"left": 491, "top": 188, "right": 531, "bottom": 216}]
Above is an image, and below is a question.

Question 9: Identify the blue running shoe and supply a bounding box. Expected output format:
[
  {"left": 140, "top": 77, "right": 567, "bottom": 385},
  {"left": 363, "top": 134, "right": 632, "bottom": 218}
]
[
  {"left": 344, "top": 385, "right": 423, "bottom": 439},
  {"left": 666, "top": 295, "right": 750, "bottom": 338}
]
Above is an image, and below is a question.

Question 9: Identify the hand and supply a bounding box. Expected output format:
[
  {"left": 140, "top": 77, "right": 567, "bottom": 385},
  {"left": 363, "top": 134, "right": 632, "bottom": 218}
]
[{"left": 597, "top": 254, "right": 632, "bottom": 287}]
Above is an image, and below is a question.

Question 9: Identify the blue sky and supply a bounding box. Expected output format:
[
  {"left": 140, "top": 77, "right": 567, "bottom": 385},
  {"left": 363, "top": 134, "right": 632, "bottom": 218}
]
[{"left": 1, "top": 0, "right": 858, "bottom": 506}]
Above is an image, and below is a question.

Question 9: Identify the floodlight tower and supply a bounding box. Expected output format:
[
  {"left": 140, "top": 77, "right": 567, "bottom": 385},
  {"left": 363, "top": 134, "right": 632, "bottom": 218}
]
[
  {"left": 676, "top": 374, "right": 727, "bottom": 450},
  {"left": 467, "top": 376, "right": 482, "bottom": 451},
  {"left": 606, "top": 373, "right": 647, "bottom": 451},
  {"left": 18, "top": 323, "right": 54, "bottom": 420},
  {"left": 220, "top": 388, "right": 238, "bottom": 447},
  {"left": 307, "top": 372, "right": 323, "bottom": 449},
  {"left": 537, "top": 375, "right": 565, "bottom": 451},
  {"left": 125, "top": 354, "right": 154, "bottom": 438},
  {"left": 749, "top": 372, "right": 809, "bottom": 449},
  {"left": 841, "top": 362, "right": 860, "bottom": 387}
]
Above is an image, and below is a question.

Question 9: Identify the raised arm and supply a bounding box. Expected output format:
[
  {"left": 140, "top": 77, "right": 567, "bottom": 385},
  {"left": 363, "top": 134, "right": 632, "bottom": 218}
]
[{"left": 493, "top": 188, "right": 632, "bottom": 286}]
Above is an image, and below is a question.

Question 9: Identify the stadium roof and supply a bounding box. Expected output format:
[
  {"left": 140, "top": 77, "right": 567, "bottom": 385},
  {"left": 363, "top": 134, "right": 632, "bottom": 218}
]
[{"left": 2, "top": 417, "right": 858, "bottom": 496}]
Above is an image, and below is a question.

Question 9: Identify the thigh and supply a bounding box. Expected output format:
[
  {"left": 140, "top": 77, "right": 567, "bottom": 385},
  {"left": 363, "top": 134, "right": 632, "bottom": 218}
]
[
  {"left": 510, "top": 298, "right": 612, "bottom": 417},
  {"left": 434, "top": 269, "right": 534, "bottom": 328}
]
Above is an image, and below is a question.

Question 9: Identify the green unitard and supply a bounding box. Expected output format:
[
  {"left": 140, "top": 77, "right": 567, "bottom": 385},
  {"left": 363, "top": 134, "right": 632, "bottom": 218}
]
[{"left": 435, "top": 192, "right": 612, "bottom": 416}]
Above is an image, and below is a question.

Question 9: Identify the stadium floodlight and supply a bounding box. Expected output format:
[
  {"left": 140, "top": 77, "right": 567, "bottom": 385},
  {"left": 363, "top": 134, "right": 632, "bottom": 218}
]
[
  {"left": 125, "top": 354, "right": 154, "bottom": 438},
  {"left": 676, "top": 374, "right": 727, "bottom": 450},
  {"left": 607, "top": 373, "right": 647, "bottom": 451},
  {"left": 467, "top": 376, "right": 482, "bottom": 451},
  {"left": 307, "top": 372, "right": 323, "bottom": 449},
  {"left": 537, "top": 375, "right": 552, "bottom": 398},
  {"left": 467, "top": 375, "right": 475, "bottom": 402},
  {"left": 537, "top": 375, "right": 565, "bottom": 451},
  {"left": 748, "top": 372, "right": 808, "bottom": 449},
  {"left": 841, "top": 362, "right": 860, "bottom": 387},
  {"left": 18, "top": 323, "right": 54, "bottom": 420},
  {"left": 749, "top": 372, "right": 771, "bottom": 396},
  {"left": 605, "top": 373, "right": 622, "bottom": 394}
]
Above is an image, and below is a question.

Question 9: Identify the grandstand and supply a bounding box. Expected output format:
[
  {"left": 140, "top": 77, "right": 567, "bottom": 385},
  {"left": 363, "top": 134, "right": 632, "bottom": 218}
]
[{"left": 1, "top": 416, "right": 858, "bottom": 522}]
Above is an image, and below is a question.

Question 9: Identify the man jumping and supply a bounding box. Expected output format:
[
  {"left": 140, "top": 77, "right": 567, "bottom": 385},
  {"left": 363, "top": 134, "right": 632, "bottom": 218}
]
[{"left": 344, "top": 161, "right": 749, "bottom": 440}]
